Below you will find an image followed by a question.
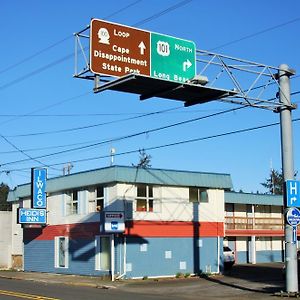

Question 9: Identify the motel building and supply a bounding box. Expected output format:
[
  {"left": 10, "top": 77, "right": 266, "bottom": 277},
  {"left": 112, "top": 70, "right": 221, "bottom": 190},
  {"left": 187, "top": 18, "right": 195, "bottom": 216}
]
[{"left": 7, "top": 165, "right": 286, "bottom": 279}]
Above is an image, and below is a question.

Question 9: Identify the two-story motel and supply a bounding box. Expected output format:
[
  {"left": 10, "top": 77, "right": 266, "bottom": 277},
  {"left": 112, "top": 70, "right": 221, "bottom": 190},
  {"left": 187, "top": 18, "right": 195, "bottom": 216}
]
[{"left": 7, "top": 165, "right": 285, "bottom": 278}]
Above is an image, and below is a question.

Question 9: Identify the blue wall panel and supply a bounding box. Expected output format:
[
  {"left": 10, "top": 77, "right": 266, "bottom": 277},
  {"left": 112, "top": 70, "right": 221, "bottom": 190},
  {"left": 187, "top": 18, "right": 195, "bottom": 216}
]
[
  {"left": 125, "top": 237, "right": 220, "bottom": 278},
  {"left": 24, "top": 238, "right": 109, "bottom": 276},
  {"left": 24, "top": 236, "right": 221, "bottom": 278},
  {"left": 256, "top": 250, "right": 283, "bottom": 263},
  {"left": 236, "top": 251, "right": 248, "bottom": 264},
  {"left": 24, "top": 240, "right": 55, "bottom": 273}
]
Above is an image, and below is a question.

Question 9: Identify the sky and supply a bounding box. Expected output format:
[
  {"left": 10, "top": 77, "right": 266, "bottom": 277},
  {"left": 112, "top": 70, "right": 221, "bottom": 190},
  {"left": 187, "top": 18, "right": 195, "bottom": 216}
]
[{"left": 0, "top": 0, "right": 299, "bottom": 193}]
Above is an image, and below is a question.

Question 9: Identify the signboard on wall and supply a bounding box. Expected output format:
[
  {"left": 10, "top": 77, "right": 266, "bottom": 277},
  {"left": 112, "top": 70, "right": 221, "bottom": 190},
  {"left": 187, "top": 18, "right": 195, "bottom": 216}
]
[
  {"left": 18, "top": 208, "right": 47, "bottom": 224},
  {"left": 104, "top": 211, "right": 125, "bottom": 233},
  {"left": 31, "top": 168, "right": 47, "bottom": 209}
]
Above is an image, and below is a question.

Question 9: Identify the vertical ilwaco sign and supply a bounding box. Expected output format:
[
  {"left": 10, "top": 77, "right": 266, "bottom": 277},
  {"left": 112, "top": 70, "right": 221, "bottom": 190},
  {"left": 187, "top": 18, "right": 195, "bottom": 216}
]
[
  {"left": 90, "top": 19, "right": 196, "bottom": 84},
  {"left": 31, "top": 168, "right": 47, "bottom": 209}
]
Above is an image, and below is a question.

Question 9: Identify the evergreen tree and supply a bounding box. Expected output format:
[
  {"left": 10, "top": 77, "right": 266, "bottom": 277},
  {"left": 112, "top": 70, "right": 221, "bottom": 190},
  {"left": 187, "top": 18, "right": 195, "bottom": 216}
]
[
  {"left": 0, "top": 183, "right": 11, "bottom": 211},
  {"left": 261, "top": 169, "right": 298, "bottom": 195}
]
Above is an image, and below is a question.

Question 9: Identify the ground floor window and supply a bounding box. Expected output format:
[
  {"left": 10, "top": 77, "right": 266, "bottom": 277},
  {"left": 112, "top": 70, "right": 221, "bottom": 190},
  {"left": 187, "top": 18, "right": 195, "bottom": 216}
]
[
  {"left": 55, "top": 236, "right": 69, "bottom": 268},
  {"left": 95, "top": 236, "right": 111, "bottom": 271}
]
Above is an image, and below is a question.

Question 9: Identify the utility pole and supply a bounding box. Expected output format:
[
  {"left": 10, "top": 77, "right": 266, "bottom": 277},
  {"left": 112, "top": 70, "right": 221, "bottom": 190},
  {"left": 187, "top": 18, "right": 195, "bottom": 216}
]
[{"left": 278, "top": 64, "right": 298, "bottom": 294}]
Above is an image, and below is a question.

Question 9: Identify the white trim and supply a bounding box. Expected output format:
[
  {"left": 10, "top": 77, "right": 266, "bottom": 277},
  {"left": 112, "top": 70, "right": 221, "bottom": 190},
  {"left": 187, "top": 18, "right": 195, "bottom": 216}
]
[
  {"left": 54, "top": 236, "right": 69, "bottom": 268},
  {"left": 95, "top": 235, "right": 111, "bottom": 271}
]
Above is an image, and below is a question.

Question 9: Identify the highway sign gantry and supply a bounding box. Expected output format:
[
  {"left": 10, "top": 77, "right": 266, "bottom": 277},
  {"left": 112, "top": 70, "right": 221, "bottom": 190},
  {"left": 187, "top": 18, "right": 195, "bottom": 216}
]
[{"left": 90, "top": 19, "right": 196, "bottom": 84}]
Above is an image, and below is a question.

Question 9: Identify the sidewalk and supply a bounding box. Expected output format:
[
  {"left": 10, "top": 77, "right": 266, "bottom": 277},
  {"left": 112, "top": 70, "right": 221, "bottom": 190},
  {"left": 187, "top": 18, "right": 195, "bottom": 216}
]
[
  {"left": 0, "top": 270, "right": 119, "bottom": 289},
  {"left": 0, "top": 263, "right": 287, "bottom": 299}
]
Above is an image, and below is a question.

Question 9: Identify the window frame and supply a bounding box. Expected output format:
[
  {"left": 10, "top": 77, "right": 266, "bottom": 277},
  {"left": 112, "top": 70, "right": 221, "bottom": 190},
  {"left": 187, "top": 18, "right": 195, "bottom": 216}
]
[
  {"left": 54, "top": 236, "right": 69, "bottom": 268},
  {"left": 88, "top": 185, "right": 105, "bottom": 213},
  {"left": 135, "top": 184, "right": 154, "bottom": 212},
  {"left": 189, "top": 187, "right": 208, "bottom": 203},
  {"left": 66, "top": 189, "right": 79, "bottom": 215},
  {"left": 95, "top": 235, "right": 111, "bottom": 271}
]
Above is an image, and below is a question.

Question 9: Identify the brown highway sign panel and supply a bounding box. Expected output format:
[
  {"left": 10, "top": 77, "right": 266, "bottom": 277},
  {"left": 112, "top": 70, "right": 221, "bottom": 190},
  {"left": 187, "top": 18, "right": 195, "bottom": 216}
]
[{"left": 90, "top": 19, "right": 151, "bottom": 77}]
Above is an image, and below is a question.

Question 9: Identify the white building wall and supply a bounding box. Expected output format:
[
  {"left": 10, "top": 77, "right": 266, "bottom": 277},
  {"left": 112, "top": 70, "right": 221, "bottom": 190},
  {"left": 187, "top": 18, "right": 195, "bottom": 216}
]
[
  {"left": 236, "top": 237, "right": 247, "bottom": 251},
  {"left": 0, "top": 211, "right": 12, "bottom": 269},
  {"left": 11, "top": 202, "right": 23, "bottom": 256},
  {"left": 199, "top": 190, "right": 224, "bottom": 223}
]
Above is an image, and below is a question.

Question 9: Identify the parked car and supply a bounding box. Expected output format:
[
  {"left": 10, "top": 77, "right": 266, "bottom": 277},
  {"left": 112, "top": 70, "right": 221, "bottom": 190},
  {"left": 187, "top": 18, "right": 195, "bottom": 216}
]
[{"left": 223, "top": 246, "right": 235, "bottom": 269}]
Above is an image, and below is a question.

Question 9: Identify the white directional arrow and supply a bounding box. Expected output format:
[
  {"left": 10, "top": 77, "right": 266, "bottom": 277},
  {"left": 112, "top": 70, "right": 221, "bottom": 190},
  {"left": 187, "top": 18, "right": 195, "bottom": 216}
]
[
  {"left": 138, "top": 41, "right": 146, "bottom": 55},
  {"left": 183, "top": 59, "right": 192, "bottom": 72}
]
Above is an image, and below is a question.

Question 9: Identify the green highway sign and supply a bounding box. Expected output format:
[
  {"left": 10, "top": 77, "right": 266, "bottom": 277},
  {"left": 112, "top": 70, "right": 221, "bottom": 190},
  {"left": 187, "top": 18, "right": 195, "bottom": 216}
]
[{"left": 151, "top": 33, "right": 196, "bottom": 83}]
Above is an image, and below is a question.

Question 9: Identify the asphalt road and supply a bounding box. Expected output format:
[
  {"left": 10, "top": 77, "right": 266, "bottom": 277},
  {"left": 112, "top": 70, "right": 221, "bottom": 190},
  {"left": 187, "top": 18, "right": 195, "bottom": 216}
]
[{"left": 0, "top": 263, "right": 289, "bottom": 300}]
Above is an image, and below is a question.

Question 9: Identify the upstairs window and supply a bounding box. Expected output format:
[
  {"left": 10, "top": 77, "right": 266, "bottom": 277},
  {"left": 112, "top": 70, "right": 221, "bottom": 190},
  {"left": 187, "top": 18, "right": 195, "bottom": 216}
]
[
  {"left": 136, "top": 185, "right": 153, "bottom": 212},
  {"left": 89, "top": 186, "right": 105, "bottom": 212},
  {"left": 189, "top": 187, "right": 208, "bottom": 203},
  {"left": 66, "top": 189, "right": 79, "bottom": 215}
]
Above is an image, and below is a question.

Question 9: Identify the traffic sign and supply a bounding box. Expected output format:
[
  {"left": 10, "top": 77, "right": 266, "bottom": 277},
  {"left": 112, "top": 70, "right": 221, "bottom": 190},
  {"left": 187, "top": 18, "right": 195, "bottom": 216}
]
[
  {"left": 286, "top": 207, "right": 300, "bottom": 226},
  {"left": 90, "top": 19, "right": 151, "bottom": 77},
  {"left": 151, "top": 33, "right": 196, "bottom": 83},
  {"left": 90, "top": 19, "right": 196, "bottom": 84},
  {"left": 286, "top": 180, "right": 300, "bottom": 207}
]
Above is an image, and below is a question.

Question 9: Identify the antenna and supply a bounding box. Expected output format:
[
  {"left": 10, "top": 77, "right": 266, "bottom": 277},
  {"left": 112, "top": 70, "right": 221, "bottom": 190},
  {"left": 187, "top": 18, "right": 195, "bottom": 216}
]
[
  {"left": 63, "top": 163, "right": 73, "bottom": 175},
  {"left": 110, "top": 147, "right": 116, "bottom": 166}
]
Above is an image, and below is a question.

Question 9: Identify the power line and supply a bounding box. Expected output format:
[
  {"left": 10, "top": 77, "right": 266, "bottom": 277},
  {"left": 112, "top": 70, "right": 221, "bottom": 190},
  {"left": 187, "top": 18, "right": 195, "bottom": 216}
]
[
  {"left": 103, "top": 0, "right": 143, "bottom": 19},
  {"left": 0, "top": 106, "right": 247, "bottom": 167},
  {"left": 133, "top": 0, "right": 193, "bottom": 26},
  {"left": 3, "top": 117, "right": 300, "bottom": 173},
  {"left": 0, "top": 133, "right": 59, "bottom": 172},
  {"left": 0, "top": 1, "right": 193, "bottom": 92},
  {"left": 3, "top": 107, "right": 180, "bottom": 138},
  {"left": 0, "top": 0, "right": 143, "bottom": 76},
  {"left": 210, "top": 16, "right": 300, "bottom": 51},
  {"left": 0, "top": 91, "right": 92, "bottom": 127},
  {"left": 0, "top": 35, "right": 73, "bottom": 76}
]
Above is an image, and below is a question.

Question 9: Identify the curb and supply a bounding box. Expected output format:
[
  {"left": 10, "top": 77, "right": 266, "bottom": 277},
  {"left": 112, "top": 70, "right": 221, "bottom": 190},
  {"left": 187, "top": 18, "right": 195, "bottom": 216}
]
[{"left": 0, "top": 273, "right": 116, "bottom": 289}]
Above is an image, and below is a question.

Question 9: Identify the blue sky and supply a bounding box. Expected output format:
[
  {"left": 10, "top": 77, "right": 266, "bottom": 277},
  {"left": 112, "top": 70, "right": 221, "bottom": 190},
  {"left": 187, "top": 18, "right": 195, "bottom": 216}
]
[{"left": 0, "top": 0, "right": 299, "bottom": 193}]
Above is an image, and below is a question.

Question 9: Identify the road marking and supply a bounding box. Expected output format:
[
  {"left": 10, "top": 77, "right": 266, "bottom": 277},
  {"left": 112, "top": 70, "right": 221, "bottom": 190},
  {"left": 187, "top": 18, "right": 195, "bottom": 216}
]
[{"left": 0, "top": 289, "right": 60, "bottom": 300}]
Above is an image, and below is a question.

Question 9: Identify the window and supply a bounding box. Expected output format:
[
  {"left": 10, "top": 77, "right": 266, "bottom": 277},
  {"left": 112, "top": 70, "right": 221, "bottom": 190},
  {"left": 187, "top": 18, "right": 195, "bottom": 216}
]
[
  {"left": 89, "top": 186, "right": 105, "bottom": 212},
  {"left": 189, "top": 187, "right": 208, "bottom": 203},
  {"left": 66, "top": 190, "right": 79, "bottom": 215},
  {"left": 55, "top": 237, "right": 69, "bottom": 268},
  {"left": 136, "top": 185, "right": 153, "bottom": 212},
  {"left": 95, "top": 236, "right": 111, "bottom": 271}
]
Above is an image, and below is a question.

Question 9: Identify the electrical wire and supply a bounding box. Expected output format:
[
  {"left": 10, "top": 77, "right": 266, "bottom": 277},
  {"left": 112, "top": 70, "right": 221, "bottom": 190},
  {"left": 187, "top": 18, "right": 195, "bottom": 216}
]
[
  {"left": 3, "top": 117, "right": 299, "bottom": 173},
  {"left": 210, "top": 16, "right": 300, "bottom": 51},
  {"left": 0, "top": 0, "right": 143, "bottom": 77},
  {"left": 3, "top": 107, "right": 181, "bottom": 138},
  {"left": 0, "top": 106, "right": 244, "bottom": 166}
]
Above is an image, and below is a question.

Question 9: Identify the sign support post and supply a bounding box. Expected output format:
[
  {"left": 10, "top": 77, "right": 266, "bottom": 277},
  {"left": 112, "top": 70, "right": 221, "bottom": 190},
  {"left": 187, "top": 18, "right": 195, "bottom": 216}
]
[{"left": 279, "top": 64, "right": 298, "bottom": 293}]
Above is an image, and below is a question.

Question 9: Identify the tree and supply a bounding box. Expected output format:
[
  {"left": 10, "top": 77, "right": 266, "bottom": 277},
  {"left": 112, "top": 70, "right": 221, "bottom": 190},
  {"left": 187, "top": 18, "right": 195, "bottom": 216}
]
[
  {"left": 133, "top": 149, "right": 152, "bottom": 168},
  {"left": 261, "top": 169, "right": 298, "bottom": 195},
  {"left": 0, "top": 183, "right": 11, "bottom": 211}
]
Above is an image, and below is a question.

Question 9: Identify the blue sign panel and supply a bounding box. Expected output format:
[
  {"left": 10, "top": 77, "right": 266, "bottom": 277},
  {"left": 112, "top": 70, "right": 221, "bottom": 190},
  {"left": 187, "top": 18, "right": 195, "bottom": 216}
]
[
  {"left": 18, "top": 208, "right": 47, "bottom": 224},
  {"left": 293, "top": 226, "right": 297, "bottom": 244},
  {"left": 286, "top": 207, "right": 300, "bottom": 226},
  {"left": 286, "top": 180, "right": 300, "bottom": 207},
  {"left": 32, "top": 168, "right": 47, "bottom": 208}
]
